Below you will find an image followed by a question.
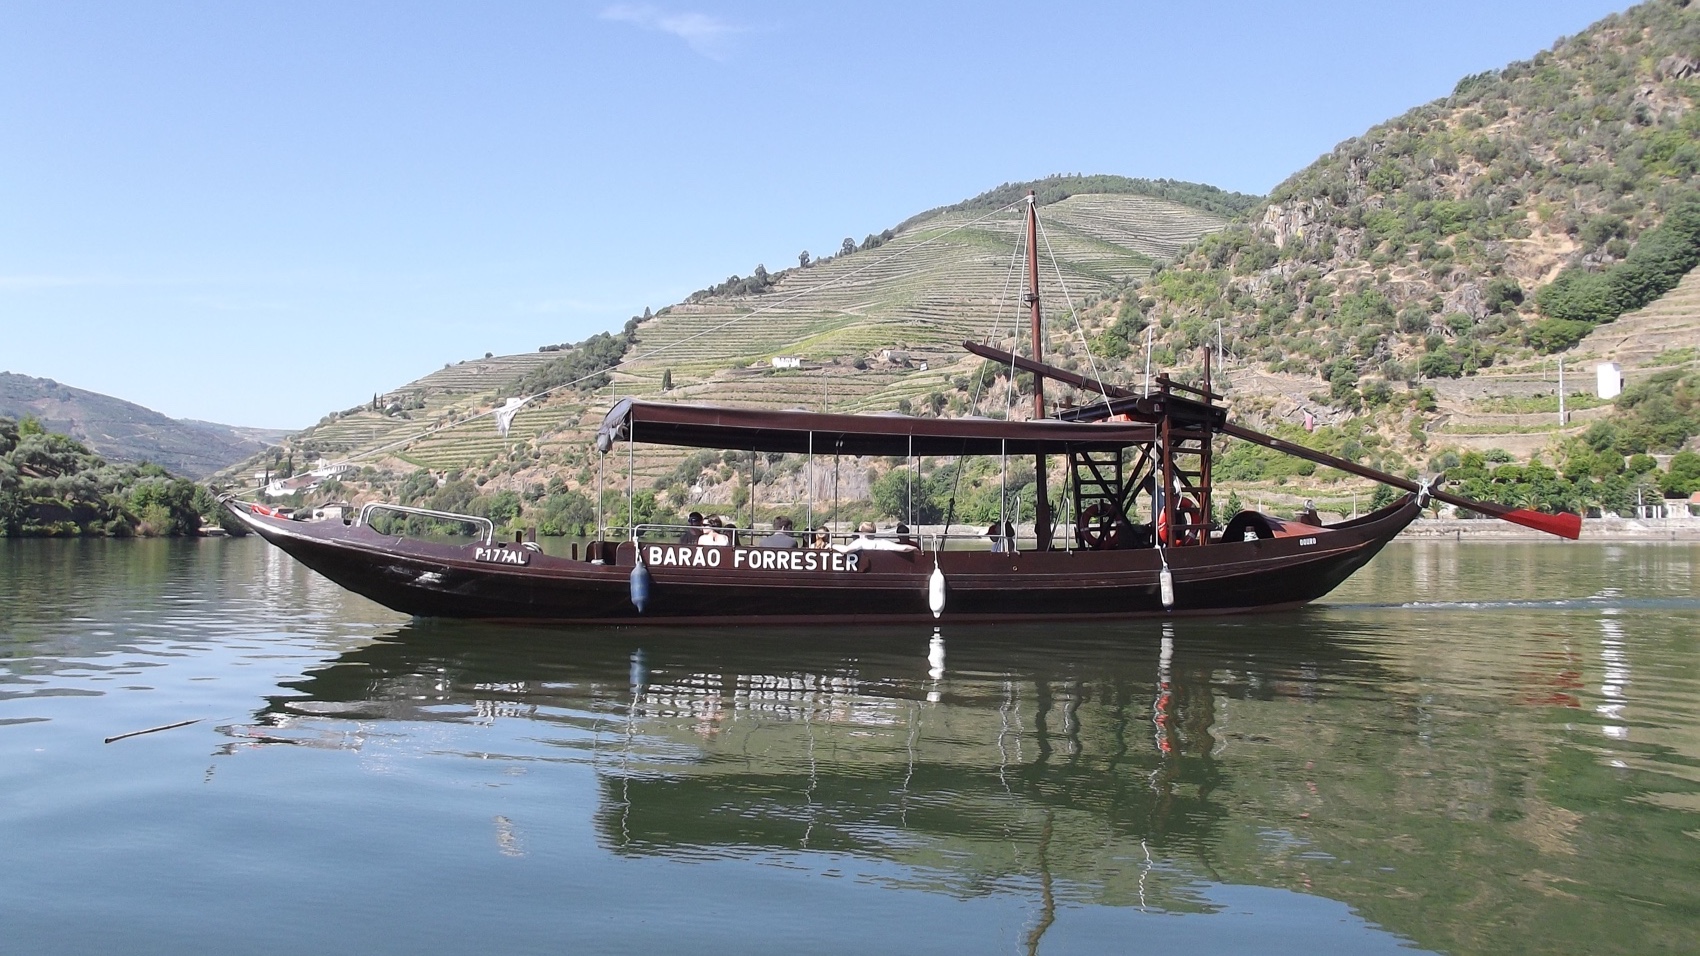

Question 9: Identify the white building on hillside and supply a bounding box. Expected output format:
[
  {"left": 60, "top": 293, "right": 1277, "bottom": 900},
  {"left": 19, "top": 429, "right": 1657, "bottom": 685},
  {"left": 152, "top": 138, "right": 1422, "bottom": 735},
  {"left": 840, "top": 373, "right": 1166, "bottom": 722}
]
[{"left": 1597, "top": 362, "right": 1624, "bottom": 399}]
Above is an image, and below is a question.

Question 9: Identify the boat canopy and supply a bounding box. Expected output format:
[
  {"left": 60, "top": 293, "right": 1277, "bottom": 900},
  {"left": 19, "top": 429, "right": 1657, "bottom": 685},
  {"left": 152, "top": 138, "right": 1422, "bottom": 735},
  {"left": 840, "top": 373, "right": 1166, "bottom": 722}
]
[{"left": 596, "top": 399, "right": 1158, "bottom": 457}]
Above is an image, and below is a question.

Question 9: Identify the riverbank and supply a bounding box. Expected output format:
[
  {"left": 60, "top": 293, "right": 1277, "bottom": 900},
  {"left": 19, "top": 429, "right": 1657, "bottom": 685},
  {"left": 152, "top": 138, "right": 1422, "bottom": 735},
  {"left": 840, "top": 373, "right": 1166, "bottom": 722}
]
[
  {"left": 875, "top": 514, "right": 1700, "bottom": 544},
  {"left": 1400, "top": 515, "right": 1700, "bottom": 541}
]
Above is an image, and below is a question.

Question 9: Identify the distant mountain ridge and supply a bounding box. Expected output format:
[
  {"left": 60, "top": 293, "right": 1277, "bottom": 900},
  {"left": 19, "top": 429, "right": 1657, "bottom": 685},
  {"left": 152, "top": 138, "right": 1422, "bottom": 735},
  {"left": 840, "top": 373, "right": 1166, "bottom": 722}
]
[
  {"left": 0, "top": 372, "right": 288, "bottom": 479},
  {"left": 894, "top": 173, "right": 1263, "bottom": 230}
]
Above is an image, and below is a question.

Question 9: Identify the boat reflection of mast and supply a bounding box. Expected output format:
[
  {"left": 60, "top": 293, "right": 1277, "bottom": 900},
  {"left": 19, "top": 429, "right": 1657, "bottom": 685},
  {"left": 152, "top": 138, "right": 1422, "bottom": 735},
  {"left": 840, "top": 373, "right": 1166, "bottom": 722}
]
[
  {"left": 1022, "top": 811, "right": 1056, "bottom": 956},
  {"left": 614, "top": 647, "right": 647, "bottom": 848},
  {"left": 1016, "top": 648, "right": 1087, "bottom": 951},
  {"left": 803, "top": 665, "right": 820, "bottom": 848}
]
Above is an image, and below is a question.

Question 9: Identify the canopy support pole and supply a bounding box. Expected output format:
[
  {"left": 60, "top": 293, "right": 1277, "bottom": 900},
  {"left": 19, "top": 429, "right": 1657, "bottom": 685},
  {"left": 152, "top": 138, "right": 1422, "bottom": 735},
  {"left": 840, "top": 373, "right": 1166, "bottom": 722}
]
[{"left": 1000, "top": 438, "right": 1008, "bottom": 549}]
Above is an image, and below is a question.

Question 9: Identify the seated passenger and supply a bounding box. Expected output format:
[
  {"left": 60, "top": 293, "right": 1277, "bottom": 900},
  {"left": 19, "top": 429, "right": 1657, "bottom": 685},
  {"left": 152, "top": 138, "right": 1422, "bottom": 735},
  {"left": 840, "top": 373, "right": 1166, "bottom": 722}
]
[
  {"left": 809, "top": 527, "right": 833, "bottom": 549},
  {"left": 679, "top": 511, "right": 704, "bottom": 545},
  {"left": 987, "top": 521, "right": 1014, "bottom": 553},
  {"left": 697, "top": 515, "right": 731, "bottom": 547},
  {"left": 894, "top": 523, "right": 919, "bottom": 549},
  {"left": 756, "top": 515, "right": 800, "bottom": 548},
  {"left": 842, "top": 521, "right": 918, "bottom": 552}
]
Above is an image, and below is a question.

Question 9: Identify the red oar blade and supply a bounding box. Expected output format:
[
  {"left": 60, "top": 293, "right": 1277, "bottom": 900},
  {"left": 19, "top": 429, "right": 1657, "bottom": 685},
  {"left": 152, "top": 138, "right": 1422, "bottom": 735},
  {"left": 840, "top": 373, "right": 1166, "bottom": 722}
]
[
  {"left": 1219, "top": 419, "right": 1585, "bottom": 539},
  {"left": 1500, "top": 508, "right": 1583, "bottom": 540}
]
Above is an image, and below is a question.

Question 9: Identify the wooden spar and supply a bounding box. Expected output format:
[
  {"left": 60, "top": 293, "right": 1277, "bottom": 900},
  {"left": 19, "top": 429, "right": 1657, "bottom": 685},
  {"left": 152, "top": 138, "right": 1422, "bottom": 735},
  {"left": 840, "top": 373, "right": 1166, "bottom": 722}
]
[
  {"left": 964, "top": 341, "right": 1136, "bottom": 399},
  {"left": 1026, "top": 192, "right": 1052, "bottom": 551},
  {"left": 1219, "top": 423, "right": 1582, "bottom": 539},
  {"left": 964, "top": 340, "right": 1582, "bottom": 540}
]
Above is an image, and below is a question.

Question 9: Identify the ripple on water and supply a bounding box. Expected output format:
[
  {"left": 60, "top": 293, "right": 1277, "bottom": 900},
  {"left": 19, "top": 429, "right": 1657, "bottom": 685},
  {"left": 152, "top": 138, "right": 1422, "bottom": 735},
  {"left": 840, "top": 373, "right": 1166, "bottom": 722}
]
[{"left": 2, "top": 539, "right": 1698, "bottom": 956}]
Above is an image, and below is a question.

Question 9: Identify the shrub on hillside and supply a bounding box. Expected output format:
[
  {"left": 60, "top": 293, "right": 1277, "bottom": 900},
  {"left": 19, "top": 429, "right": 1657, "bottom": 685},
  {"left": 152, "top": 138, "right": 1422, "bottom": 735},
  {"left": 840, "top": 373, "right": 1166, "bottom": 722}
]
[
  {"left": 512, "top": 327, "right": 636, "bottom": 395},
  {"left": 1612, "top": 369, "right": 1700, "bottom": 453},
  {"left": 1661, "top": 450, "right": 1700, "bottom": 497},
  {"left": 1531, "top": 199, "right": 1700, "bottom": 349}
]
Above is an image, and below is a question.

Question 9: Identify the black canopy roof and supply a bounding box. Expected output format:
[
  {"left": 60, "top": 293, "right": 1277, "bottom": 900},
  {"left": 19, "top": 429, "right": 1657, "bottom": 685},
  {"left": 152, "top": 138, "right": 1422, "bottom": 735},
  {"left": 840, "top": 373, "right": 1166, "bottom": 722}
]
[{"left": 597, "top": 399, "right": 1157, "bottom": 457}]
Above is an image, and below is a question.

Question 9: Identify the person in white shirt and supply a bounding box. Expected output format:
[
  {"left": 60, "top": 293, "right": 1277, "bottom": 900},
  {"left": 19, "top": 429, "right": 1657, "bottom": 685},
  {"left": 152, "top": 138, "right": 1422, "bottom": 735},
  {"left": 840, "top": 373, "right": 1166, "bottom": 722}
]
[
  {"left": 841, "top": 521, "right": 917, "bottom": 552},
  {"left": 697, "top": 515, "right": 731, "bottom": 547}
]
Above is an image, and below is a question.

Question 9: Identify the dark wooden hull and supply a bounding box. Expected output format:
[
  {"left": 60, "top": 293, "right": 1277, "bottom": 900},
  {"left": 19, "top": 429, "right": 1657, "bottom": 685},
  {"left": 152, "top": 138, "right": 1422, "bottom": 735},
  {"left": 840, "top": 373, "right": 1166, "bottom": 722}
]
[{"left": 227, "top": 496, "right": 1421, "bottom": 624}]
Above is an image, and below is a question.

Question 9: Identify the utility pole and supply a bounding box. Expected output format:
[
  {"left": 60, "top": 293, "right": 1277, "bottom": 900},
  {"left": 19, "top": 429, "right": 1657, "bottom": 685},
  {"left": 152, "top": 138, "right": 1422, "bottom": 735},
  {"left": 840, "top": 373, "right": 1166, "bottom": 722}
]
[
  {"left": 1143, "top": 326, "right": 1154, "bottom": 396},
  {"left": 1558, "top": 358, "right": 1566, "bottom": 425}
]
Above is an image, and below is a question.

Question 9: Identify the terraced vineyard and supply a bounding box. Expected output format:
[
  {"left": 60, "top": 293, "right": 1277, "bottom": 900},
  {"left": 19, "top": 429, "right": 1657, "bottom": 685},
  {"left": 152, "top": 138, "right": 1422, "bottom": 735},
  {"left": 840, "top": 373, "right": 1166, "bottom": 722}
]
[
  {"left": 1415, "top": 264, "right": 1700, "bottom": 456},
  {"left": 1572, "top": 265, "right": 1700, "bottom": 375},
  {"left": 399, "top": 353, "right": 561, "bottom": 394},
  {"left": 224, "top": 188, "right": 1235, "bottom": 494},
  {"left": 620, "top": 193, "right": 1228, "bottom": 408}
]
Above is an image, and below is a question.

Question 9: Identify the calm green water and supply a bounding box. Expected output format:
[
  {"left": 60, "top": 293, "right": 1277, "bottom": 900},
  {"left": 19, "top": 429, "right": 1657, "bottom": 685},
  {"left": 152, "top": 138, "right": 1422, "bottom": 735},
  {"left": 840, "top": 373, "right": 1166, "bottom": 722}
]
[{"left": 1, "top": 538, "right": 1696, "bottom": 955}]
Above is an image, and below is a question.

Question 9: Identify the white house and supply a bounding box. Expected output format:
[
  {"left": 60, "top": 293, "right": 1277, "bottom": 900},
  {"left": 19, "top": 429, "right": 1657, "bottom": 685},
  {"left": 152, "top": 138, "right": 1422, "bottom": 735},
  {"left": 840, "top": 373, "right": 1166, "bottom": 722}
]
[{"left": 1597, "top": 362, "right": 1623, "bottom": 399}]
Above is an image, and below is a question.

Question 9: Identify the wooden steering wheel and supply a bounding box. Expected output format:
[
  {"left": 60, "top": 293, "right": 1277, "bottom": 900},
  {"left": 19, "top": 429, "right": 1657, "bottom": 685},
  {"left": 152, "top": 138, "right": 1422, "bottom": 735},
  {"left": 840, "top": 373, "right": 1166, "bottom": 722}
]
[{"left": 1075, "top": 501, "right": 1121, "bottom": 550}]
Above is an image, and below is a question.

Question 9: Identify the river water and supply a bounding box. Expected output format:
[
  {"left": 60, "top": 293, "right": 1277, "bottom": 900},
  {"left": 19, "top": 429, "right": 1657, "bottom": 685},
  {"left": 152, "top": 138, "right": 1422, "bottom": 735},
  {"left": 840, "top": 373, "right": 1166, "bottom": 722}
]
[{"left": 1, "top": 538, "right": 1696, "bottom": 955}]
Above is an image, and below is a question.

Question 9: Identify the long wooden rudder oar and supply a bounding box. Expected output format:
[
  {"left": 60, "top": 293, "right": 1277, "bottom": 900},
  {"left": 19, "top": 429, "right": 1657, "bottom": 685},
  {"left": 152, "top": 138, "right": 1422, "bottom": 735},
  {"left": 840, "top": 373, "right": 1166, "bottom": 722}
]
[
  {"left": 961, "top": 340, "right": 1582, "bottom": 539},
  {"left": 1221, "top": 423, "right": 1582, "bottom": 539}
]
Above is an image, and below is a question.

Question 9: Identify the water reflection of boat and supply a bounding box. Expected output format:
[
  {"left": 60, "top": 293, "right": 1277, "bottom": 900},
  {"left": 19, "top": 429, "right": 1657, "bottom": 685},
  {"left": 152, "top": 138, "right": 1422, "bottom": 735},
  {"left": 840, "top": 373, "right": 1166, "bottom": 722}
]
[
  {"left": 236, "top": 620, "right": 1403, "bottom": 915},
  {"left": 225, "top": 615, "right": 1682, "bottom": 956}
]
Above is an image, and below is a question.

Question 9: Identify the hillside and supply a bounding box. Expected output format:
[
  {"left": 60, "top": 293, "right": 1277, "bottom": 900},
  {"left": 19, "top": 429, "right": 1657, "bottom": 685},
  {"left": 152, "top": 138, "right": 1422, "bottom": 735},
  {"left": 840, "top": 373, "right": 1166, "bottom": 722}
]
[
  {"left": 1134, "top": 0, "right": 1700, "bottom": 376},
  {"left": 233, "top": 0, "right": 1700, "bottom": 530},
  {"left": 1114, "top": 1, "right": 1700, "bottom": 383},
  {"left": 228, "top": 177, "right": 1247, "bottom": 526},
  {"left": 1050, "top": 0, "right": 1700, "bottom": 509},
  {"left": 0, "top": 372, "right": 287, "bottom": 479},
  {"left": 0, "top": 416, "right": 240, "bottom": 536}
]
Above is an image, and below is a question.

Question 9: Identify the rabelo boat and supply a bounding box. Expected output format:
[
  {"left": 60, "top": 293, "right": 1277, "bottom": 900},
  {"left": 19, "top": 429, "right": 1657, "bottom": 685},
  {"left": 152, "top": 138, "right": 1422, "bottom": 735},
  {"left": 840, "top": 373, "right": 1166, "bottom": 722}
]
[{"left": 225, "top": 196, "right": 1579, "bottom": 623}]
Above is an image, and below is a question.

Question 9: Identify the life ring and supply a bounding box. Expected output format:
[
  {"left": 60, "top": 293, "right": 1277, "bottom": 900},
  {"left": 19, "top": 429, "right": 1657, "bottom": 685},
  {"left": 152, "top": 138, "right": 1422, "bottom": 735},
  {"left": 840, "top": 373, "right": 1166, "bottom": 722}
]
[
  {"left": 1158, "top": 496, "right": 1201, "bottom": 546},
  {"left": 1075, "top": 501, "right": 1120, "bottom": 550}
]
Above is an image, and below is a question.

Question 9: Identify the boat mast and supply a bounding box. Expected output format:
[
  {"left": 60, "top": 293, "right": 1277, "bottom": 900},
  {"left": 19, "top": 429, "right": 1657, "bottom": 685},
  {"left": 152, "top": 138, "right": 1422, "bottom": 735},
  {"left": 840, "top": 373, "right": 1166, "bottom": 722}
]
[{"left": 1026, "top": 191, "right": 1052, "bottom": 551}]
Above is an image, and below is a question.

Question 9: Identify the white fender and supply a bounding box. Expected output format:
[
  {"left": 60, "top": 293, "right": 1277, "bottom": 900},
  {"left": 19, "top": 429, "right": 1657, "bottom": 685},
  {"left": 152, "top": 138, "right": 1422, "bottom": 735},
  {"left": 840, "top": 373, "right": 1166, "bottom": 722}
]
[
  {"left": 928, "top": 564, "right": 946, "bottom": 619},
  {"left": 1159, "top": 566, "right": 1175, "bottom": 609}
]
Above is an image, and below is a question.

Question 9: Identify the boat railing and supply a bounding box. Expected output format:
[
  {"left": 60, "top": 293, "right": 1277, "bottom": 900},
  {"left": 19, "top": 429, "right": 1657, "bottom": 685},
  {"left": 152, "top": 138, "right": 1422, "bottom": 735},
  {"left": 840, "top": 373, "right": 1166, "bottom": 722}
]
[
  {"left": 630, "top": 523, "right": 788, "bottom": 548},
  {"left": 628, "top": 522, "right": 1022, "bottom": 552},
  {"left": 358, "top": 502, "right": 496, "bottom": 546}
]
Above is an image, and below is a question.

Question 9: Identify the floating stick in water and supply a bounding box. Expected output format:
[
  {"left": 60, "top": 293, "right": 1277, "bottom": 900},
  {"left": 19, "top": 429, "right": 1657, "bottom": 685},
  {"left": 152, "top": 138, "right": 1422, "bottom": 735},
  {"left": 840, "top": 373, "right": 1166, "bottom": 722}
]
[{"left": 104, "top": 719, "right": 201, "bottom": 744}]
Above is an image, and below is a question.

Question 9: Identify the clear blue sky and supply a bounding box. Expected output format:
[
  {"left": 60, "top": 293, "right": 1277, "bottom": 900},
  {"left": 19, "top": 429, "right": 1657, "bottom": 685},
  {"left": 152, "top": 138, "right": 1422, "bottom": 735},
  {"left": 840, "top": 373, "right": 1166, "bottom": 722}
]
[{"left": 2, "top": 0, "right": 1632, "bottom": 428}]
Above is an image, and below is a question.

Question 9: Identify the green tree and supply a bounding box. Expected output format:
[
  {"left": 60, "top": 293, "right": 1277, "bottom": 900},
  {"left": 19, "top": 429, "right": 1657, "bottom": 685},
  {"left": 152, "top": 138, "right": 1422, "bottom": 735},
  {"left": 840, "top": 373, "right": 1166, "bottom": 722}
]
[
  {"left": 1660, "top": 450, "right": 1700, "bottom": 497},
  {"left": 1370, "top": 483, "right": 1396, "bottom": 509},
  {"left": 128, "top": 477, "right": 202, "bottom": 536}
]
